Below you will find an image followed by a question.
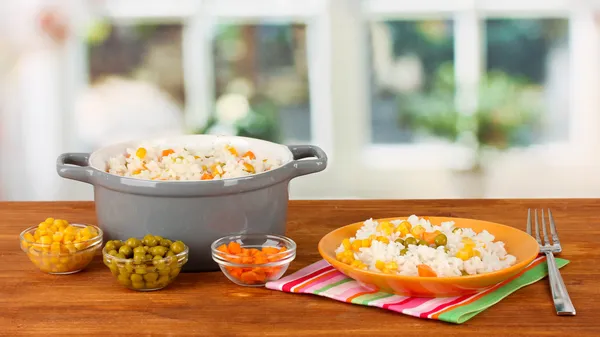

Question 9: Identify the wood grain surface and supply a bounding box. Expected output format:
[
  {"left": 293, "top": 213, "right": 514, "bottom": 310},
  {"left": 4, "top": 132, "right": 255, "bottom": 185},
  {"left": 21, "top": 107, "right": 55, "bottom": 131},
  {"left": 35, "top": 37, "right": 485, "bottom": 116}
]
[{"left": 1, "top": 200, "right": 599, "bottom": 336}]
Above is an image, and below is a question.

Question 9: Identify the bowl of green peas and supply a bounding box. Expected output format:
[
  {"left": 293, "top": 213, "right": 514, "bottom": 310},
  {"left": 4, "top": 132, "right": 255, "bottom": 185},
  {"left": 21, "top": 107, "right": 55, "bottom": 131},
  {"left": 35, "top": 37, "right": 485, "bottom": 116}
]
[{"left": 102, "top": 234, "right": 189, "bottom": 291}]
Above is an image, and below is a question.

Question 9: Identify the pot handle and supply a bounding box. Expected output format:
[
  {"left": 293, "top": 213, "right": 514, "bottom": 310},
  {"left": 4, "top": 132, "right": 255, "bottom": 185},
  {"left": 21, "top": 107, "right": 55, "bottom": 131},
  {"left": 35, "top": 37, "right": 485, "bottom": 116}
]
[
  {"left": 56, "top": 153, "right": 94, "bottom": 184},
  {"left": 288, "top": 145, "right": 328, "bottom": 178}
]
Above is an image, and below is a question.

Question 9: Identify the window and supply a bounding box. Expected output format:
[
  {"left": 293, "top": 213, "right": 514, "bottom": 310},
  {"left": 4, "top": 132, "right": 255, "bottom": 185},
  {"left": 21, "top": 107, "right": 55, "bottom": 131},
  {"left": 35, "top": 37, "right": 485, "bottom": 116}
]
[
  {"left": 369, "top": 20, "right": 455, "bottom": 144},
  {"left": 77, "top": 22, "right": 186, "bottom": 150},
  {"left": 206, "top": 23, "right": 311, "bottom": 144},
  {"left": 484, "top": 18, "right": 570, "bottom": 146}
]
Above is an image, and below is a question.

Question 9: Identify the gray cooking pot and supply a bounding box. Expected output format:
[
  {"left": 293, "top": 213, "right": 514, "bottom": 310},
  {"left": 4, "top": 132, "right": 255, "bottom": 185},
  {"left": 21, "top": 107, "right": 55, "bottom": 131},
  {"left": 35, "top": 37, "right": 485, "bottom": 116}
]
[{"left": 56, "top": 135, "right": 327, "bottom": 272}]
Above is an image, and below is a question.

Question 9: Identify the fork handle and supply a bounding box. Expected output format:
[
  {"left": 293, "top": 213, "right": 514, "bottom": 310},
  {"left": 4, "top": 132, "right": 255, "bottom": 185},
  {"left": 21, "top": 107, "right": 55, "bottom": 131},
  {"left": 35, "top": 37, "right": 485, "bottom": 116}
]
[{"left": 545, "top": 251, "right": 576, "bottom": 315}]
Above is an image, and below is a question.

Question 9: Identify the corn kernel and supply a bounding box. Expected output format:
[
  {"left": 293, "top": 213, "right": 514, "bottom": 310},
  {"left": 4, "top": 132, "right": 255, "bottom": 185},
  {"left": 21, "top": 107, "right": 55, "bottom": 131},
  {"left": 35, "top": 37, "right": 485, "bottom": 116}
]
[
  {"left": 361, "top": 239, "right": 372, "bottom": 248},
  {"left": 45, "top": 218, "right": 55, "bottom": 225},
  {"left": 38, "top": 222, "right": 49, "bottom": 230},
  {"left": 23, "top": 232, "right": 35, "bottom": 242},
  {"left": 411, "top": 225, "right": 425, "bottom": 240},
  {"left": 395, "top": 221, "right": 412, "bottom": 237},
  {"left": 456, "top": 249, "right": 472, "bottom": 261},
  {"left": 351, "top": 240, "right": 362, "bottom": 251},
  {"left": 52, "top": 232, "right": 63, "bottom": 243},
  {"left": 136, "top": 147, "right": 147, "bottom": 159},
  {"left": 34, "top": 231, "right": 41, "bottom": 240},
  {"left": 342, "top": 238, "right": 351, "bottom": 250},
  {"left": 386, "top": 261, "right": 398, "bottom": 271},
  {"left": 376, "top": 236, "right": 390, "bottom": 244},
  {"left": 375, "top": 260, "right": 386, "bottom": 271},
  {"left": 50, "top": 242, "right": 61, "bottom": 254},
  {"left": 40, "top": 236, "right": 52, "bottom": 245}
]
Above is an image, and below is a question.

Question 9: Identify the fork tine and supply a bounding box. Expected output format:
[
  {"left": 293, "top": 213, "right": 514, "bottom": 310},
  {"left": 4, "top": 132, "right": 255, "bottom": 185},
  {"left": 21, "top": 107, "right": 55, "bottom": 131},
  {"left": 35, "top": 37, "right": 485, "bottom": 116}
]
[
  {"left": 526, "top": 209, "right": 532, "bottom": 235},
  {"left": 541, "top": 209, "right": 550, "bottom": 245},
  {"left": 534, "top": 209, "right": 542, "bottom": 245},
  {"left": 548, "top": 209, "right": 561, "bottom": 246}
]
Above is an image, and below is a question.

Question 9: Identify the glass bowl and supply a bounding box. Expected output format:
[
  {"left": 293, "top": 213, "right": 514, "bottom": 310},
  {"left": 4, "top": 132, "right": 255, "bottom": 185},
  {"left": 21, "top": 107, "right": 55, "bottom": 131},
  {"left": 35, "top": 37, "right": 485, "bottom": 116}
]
[
  {"left": 19, "top": 224, "right": 103, "bottom": 274},
  {"left": 211, "top": 234, "right": 296, "bottom": 287},
  {"left": 102, "top": 244, "right": 189, "bottom": 291}
]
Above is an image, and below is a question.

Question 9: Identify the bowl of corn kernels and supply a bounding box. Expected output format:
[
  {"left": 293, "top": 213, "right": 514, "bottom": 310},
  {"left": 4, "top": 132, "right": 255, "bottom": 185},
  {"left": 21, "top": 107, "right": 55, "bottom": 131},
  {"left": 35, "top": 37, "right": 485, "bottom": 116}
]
[{"left": 19, "top": 218, "right": 103, "bottom": 274}]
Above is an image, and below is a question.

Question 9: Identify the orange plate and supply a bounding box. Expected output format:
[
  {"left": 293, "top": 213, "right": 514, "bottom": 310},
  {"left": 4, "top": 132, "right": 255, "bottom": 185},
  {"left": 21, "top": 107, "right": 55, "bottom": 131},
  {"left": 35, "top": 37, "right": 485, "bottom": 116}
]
[{"left": 318, "top": 216, "right": 540, "bottom": 297}]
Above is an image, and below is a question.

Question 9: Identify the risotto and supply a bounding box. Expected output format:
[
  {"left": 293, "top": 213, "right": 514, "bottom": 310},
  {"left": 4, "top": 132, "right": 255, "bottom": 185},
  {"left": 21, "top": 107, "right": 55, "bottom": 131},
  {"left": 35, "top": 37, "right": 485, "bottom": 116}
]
[
  {"left": 106, "top": 144, "right": 282, "bottom": 181},
  {"left": 335, "top": 215, "right": 517, "bottom": 277}
]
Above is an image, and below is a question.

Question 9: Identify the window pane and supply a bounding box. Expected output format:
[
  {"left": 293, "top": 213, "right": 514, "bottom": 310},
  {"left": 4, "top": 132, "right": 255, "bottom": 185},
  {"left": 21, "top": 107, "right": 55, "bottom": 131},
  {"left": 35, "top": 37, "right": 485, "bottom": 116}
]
[
  {"left": 208, "top": 24, "right": 311, "bottom": 144},
  {"left": 484, "top": 18, "right": 569, "bottom": 146},
  {"left": 81, "top": 23, "right": 186, "bottom": 149},
  {"left": 369, "top": 20, "right": 455, "bottom": 144},
  {"left": 87, "top": 23, "right": 185, "bottom": 106}
]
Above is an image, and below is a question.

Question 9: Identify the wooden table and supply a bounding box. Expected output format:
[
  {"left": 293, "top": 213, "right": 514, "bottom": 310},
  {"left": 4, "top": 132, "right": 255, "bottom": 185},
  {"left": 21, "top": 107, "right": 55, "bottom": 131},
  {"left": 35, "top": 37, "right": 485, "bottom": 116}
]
[{"left": 1, "top": 200, "right": 598, "bottom": 336}]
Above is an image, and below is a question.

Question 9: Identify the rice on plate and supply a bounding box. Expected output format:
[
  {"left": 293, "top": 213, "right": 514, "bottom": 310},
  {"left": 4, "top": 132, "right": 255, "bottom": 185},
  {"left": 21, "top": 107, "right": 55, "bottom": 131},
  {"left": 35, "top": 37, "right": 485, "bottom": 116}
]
[
  {"left": 335, "top": 215, "right": 516, "bottom": 277},
  {"left": 106, "top": 144, "right": 281, "bottom": 181}
]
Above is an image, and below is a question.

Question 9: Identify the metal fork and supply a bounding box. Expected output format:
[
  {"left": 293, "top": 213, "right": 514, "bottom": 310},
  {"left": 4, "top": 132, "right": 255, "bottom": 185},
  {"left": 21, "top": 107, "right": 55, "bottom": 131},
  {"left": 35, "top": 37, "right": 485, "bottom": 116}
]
[{"left": 527, "top": 209, "right": 576, "bottom": 316}]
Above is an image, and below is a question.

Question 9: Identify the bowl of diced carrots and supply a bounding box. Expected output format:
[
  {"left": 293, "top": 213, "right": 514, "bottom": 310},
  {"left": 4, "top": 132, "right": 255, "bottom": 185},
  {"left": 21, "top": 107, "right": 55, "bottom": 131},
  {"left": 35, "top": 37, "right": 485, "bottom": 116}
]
[{"left": 211, "top": 234, "right": 296, "bottom": 286}]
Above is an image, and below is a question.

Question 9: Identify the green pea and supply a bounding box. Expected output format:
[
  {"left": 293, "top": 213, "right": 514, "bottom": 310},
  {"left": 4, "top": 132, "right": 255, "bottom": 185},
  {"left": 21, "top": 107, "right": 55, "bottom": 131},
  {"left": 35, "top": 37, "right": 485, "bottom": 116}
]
[
  {"left": 105, "top": 241, "right": 116, "bottom": 252},
  {"left": 125, "top": 262, "right": 135, "bottom": 273},
  {"left": 400, "top": 248, "right": 408, "bottom": 256},
  {"left": 394, "top": 238, "right": 405, "bottom": 246},
  {"left": 157, "top": 275, "right": 170, "bottom": 286},
  {"left": 115, "top": 253, "right": 126, "bottom": 259},
  {"left": 133, "top": 253, "right": 146, "bottom": 264},
  {"left": 143, "top": 234, "right": 158, "bottom": 247},
  {"left": 170, "top": 241, "right": 186, "bottom": 254},
  {"left": 108, "top": 249, "right": 118, "bottom": 256},
  {"left": 160, "top": 239, "right": 172, "bottom": 247},
  {"left": 133, "top": 246, "right": 146, "bottom": 255},
  {"left": 169, "top": 267, "right": 181, "bottom": 278},
  {"left": 112, "top": 240, "right": 123, "bottom": 249},
  {"left": 152, "top": 246, "right": 168, "bottom": 257},
  {"left": 144, "top": 272, "right": 158, "bottom": 282},
  {"left": 135, "top": 267, "right": 147, "bottom": 275},
  {"left": 166, "top": 251, "right": 175, "bottom": 257},
  {"left": 153, "top": 255, "right": 163, "bottom": 261},
  {"left": 130, "top": 274, "right": 143, "bottom": 282},
  {"left": 109, "top": 265, "right": 118, "bottom": 275},
  {"left": 434, "top": 234, "right": 448, "bottom": 247},
  {"left": 404, "top": 237, "right": 417, "bottom": 246},
  {"left": 118, "top": 245, "right": 133, "bottom": 257},
  {"left": 119, "top": 270, "right": 132, "bottom": 279},
  {"left": 452, "top": 228, "right": 461, "bottom": 233},
  {"left": 145, "top": 254, "right": 153, "bottom": 260},
  {"left": 132, "top": 282, "right": 145, "bottom": 289},
  {"left": 154, "top": 236, "right": 164, "bottom": 242},
  {"left": 145, "top": 281, "right": 159, "bottom": 289},
  {"left": 118, "top": 274, "right": 131, "bottom": 286},
  {"left": 158, "top": 268, "right": 170, "bottom": 276},
  {"left": 418, "top": 239, "right": 428, "bottom": 246},
  {"left": 125, "top": 237, "right": 142, "bottom": 249}
]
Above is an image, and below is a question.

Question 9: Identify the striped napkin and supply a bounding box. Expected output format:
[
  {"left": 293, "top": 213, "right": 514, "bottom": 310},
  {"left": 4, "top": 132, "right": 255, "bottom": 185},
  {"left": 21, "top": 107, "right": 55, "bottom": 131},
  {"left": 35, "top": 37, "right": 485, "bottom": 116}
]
[{"left": 266, "top": 256, "right": 569, "bottom": 324}]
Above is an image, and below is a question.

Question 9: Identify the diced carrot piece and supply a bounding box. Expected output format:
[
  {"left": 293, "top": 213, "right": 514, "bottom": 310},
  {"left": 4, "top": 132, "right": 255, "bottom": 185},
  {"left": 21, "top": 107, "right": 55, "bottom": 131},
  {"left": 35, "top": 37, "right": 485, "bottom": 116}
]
[
  {"left": 217, "top": 244, "right": 229, "bottom": 254},
  {"left": 229, "top": 267, "right": 242, "bottom": 279},
  {"left": 201, "top": 172, "right": 213, "bottom": 180},
  {"left": 279, "top": 247, "right": 287, "bottom": 252},
  {"left": 241, "top": 256, "right": 253, "bottom": 264},
  {"left": 132, "top": 169, "right": 142, "bottom": 175},
  {"left": 162, "top": 149, "right": 175, "bottom": 157},
  {"left": 423, "top": 231, "right": 441, "bottom": 245},
  {"left": 227, "top": 241, "right": 242, "bottom": 254},
  {"left": 242, "top": 151, "right": 256, "bottom": 160},
  {"left": 240, "top": 271, "right": 259, "bottom": 283},
  {"left": 247, "top": 248, "right": 259, "bottom": 256},
  {"left": 417, "top": 264, "right": 437, "bottom": 277},
  {"left": 261, "top": 246, "right": 279, "bottom": 255}
]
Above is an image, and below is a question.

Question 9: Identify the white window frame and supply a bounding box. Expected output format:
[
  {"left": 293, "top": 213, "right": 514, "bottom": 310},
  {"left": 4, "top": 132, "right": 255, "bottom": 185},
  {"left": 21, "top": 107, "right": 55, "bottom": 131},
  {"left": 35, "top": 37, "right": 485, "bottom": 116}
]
[{"left": 361, "top": 0, "right": 600, "bottom": 170}]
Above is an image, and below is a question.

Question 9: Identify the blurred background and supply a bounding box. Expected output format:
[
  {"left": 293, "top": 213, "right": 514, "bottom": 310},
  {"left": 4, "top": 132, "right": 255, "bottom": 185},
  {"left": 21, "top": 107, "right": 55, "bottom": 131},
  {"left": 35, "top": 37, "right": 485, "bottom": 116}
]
[{"left": 2, "top": 0, "right": 600, "bottom": 201}]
